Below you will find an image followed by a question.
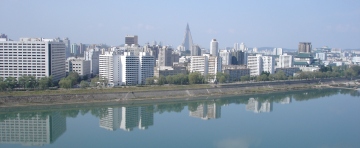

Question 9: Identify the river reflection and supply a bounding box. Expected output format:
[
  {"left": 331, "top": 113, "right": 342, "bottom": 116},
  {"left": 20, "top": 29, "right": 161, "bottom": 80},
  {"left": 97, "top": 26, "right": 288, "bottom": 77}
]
[{"left": 0, "top": 88, "right": 359, "bottom": 147}]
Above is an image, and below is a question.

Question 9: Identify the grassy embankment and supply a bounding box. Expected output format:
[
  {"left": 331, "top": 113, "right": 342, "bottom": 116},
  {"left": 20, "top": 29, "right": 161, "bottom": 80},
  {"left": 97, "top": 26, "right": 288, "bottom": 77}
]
[{"left": 0, "top": 84, "right": 213, "bottom": 97}]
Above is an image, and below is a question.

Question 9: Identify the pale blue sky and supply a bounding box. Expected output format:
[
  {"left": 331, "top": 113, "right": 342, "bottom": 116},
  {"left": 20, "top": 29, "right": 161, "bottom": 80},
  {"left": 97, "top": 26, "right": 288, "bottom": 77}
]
[{"left": 1, "top": 0, "right": 359, "bottom": 49}]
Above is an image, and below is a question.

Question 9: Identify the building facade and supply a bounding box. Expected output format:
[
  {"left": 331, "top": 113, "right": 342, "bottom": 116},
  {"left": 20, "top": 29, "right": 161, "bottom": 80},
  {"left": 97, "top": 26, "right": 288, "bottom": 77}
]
[
  {"left": 0, "top": 37, "right": 66, "bottom": 82},
  {"left": 210, "top": 39, "right": 218, "bottom": 57},
  {"left": 298, "top": 42, "right": 312, "bottom": 53}
]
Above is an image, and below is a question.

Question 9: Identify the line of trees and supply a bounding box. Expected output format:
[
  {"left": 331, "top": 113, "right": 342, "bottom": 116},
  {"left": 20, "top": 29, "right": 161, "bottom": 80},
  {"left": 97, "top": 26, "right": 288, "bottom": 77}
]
[{"left": 0, "top": 76, "right": 53, "bottom": 91}]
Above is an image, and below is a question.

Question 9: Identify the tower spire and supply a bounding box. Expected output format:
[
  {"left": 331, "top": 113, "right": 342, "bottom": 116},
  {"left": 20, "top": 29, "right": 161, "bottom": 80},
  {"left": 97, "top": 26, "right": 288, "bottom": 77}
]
[{"left": 182, "top": 23, "right": 194, "bottom": 51}]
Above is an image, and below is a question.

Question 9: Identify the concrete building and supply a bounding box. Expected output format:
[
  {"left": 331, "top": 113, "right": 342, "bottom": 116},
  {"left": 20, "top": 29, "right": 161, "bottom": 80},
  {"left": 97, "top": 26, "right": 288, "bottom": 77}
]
[
  {"left": 99, "top": 52, "right": 122, "bottom": 86},
  {"left": 190, "top": 56, "right": 208, "bottom": 75},
  {"left": 231, "top": 50, "right": 247, "bottom": 65},
  {"left": 154, "top": 66, "right": 187, "bottom": 78},
  {"left": 0, "top": 37, "right": 66, "bottom": 82},
  {"left": 125, "top": 35, "right": 138, "bottom": 46},
  {"left": 273, "top": 48, "right": 283, "bottom": 55},
  {"left": 84, "top": 48, "right": 100, "bottom": 75},
  {"left": 278, "top": 54, "right": 293, "bottom": 68},
  {"left": 0, "top": 112, "right": 66, "bottom": 146},
  {"left": 298, "top": 42, "right": 312, "bottom": 53},
  {"left": 189, "top": 55, "right": 221, "bottom": 82},
  {"left": 222, "top": 65, "right": 250, "bottom": 82},
  {"left": 219, "top": 50, "right": 231, "bottom": 65},
  {"left": 138, "top": 52, "right": 155, "bottom": 84},
  {"left": 191, "top": 44, "right": 201, "bottom": 56},
  {"left": 315, "top": 52, "right": 327, "bottom": 61},
  {"left": 210, "top": 39, "right": 218, "bottom": 57},
  {"left": 65, "top": 57, "right": 91, "bottom": 77},
  {"left": 247, "top": 55, "right": 274, "bottom": 76},
  {"left": 158, "top": 46, "right": 172, "bottom": 67}
]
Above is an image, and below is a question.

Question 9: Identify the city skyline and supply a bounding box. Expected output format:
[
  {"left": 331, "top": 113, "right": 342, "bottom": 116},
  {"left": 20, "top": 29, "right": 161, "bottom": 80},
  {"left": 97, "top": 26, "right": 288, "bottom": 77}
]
[{"left": 1, "top": 0, "right": 359, "bottom": 49}]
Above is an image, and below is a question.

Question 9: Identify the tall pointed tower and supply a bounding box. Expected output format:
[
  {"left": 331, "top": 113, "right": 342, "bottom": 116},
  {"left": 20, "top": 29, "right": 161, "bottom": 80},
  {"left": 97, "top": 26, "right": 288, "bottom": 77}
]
[{"left": 182, "top": 23, "right": 194, "bottom": 51}]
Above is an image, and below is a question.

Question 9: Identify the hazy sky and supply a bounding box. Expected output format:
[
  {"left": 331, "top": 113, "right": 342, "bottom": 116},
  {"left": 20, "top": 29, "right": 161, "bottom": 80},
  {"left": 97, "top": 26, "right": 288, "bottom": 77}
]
[{"left": 1, "top": 0, "right": 359, "bottom": 49}]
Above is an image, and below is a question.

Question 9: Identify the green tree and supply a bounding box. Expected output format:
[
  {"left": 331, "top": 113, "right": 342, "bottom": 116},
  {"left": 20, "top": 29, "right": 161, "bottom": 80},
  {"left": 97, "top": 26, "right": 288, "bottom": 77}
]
[
  {"left": 59, "top": 78, "right": 72, "bottom": 89},
  {"left": 240, "top": 75, "right": 250, "bottom": 82},
  {"left": 38, "top": 76, "right": 53, "bottom": 90},
  {"left": 157, "top": 75, "right": 166, "bottom": 85},
  {"left": 80, "top": 80, "right": 89, "bottom": 89},
  {"left": 4, "top": 77, "right": 17, "bottom": 90},
  {"left": 274, "top": 70, "right": 287, "bottom": 80},
  {"left": 90, "top": 76, "right": 100, "bottom": 87},
  {"left": 256, "top": 74, "right": 269, "bottom": 81},
  {"left": 166, "top": 75, "right": 174, "bottom": 84},
  {"left": 189, "top": 72, "right": 203, "bottom": 84},
  {"left": 145, "top": 77, "right": 155, "bottom": 85},
  {"left": 67, "top": 71, "right": 80, "bottom": 85},
  {"left": 0, "top": 78, "right": 6, "bottom": 91}
]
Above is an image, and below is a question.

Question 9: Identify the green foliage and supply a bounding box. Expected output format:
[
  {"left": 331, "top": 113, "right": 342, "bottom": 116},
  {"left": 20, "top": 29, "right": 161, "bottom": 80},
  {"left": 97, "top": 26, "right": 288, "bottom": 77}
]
[
  {"left": 256, "top": 74, "right": 269, "bottom": 81},
  {"left": 188, "top": 72, "right": 204, "bottom": 84},
  {"left": 145, "top": 77, "right": 155, "bottom": 85},
  {"left": 157, "top": 75, "right": 166, "bottom": 85},
  {"left": 4, "top": 77, "right": 17, "bottom": 90},
  {"left": 90, "top": 76, "right": 100, "bottom": 87},
  {"left": 59, "top": 78, "right": 72, "bottom": 89},
  {"left": 38, "top": 76, "right": 53, "bottom": 90},
  {"left": 240, "top": 75, "right": 250, "bottom": 81},
  {"left": 216, "top": 72, "right": 229, "bottom": 83},
  {"left": 80, "top": 80, "right": 89, "bottom": 89}
]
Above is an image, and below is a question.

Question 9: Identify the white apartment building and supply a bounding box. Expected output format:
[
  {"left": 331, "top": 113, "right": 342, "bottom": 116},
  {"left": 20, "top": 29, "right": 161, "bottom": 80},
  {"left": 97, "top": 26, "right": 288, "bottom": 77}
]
[
  {"left": 190, "top": 55, "right": 221, "bottom": 82},
  {"left": 65, "top": 57, "right": 91, "bottom": 77},
  {"left": 219, "top": 50, "right": 231, "bottom": 65},
  {"left": 247, "top": 54, "right": 274, "bottom": 76},
  {"left": 210, "top": 39, "right": 218, "bottom": 57},
  {"left": 247, "top": 55, "right": 262, "bottom": 76},
  {"left": 262, "top": 56, "right": 275, "bottom": 74},
  {"left": 99, "top": 51, "right": 154, "bottom": 86},
  {"left": 99, "top": 52, "right": 121, "bottom": 86},
  {"left": 278, "top": 54, "right": 293, "bottom": 68},
  {"left": 190, "top": 56, "right": 208, "bottom": 75},
  {"left": 0, "top": 37, "right": 66, "bottom": 82},
  {"left": 138, "top": 52, "right": 155, "bottom": 84},
  {"left": 273, "top": 48, "right": 283, "bottom": 55}
]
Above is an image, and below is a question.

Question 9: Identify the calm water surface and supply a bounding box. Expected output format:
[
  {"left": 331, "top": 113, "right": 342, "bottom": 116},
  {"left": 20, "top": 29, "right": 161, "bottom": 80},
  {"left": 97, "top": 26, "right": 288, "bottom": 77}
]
[{"left": 1, "top": 89, "right": 360, "bottom": 148}]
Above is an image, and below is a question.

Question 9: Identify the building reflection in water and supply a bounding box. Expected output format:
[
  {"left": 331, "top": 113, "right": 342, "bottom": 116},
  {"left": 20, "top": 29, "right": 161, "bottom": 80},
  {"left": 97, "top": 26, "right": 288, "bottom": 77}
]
[
  {"left": 246, "top": 98, "right": 273, "bottom": 113},
  {"left": 189, "top": 102, "right": 221, "bottom": 120},
  {"left": 99, "top": 106, "right": 154, "bottom": 131},
  {"left": 0, "top": 112, "right": 66, "bottom": 146},
  {"left": 280, "top": 97, "right": 291, "bottom": 104}
]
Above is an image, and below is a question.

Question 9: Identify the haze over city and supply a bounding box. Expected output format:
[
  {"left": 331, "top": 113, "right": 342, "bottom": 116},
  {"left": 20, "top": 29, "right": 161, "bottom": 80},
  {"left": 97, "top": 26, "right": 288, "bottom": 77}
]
[{"left": 1, "top": 0, "right": 359, "bottom": 49}]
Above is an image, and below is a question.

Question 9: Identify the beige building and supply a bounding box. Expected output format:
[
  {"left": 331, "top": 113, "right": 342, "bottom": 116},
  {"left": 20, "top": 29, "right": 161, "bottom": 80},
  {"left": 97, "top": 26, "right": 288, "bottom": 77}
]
[
  {"left": 154, "top": 66, "right": 187, "bottom": 78},
  {"left": 223, "top": 65, "right": 250, "bottom": 82},
  {"left": 65, "top": 57, "right": 91, "bottom": 77}
]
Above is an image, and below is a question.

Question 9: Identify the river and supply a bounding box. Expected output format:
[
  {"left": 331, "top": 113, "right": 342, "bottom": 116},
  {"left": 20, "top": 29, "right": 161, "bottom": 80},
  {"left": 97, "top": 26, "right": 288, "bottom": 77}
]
[{"left": 0, "top": 88, "right": 359, "bottom": 148}]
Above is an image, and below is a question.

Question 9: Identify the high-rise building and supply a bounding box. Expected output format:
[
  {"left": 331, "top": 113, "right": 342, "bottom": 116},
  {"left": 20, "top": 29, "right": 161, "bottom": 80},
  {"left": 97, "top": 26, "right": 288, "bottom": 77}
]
[
  {"left": 231, "top": 50, "right": 247, "bottom": 65},
  {"left": 210, "top": 39, "right": 218, "bottom": 57},
  {"left": 158, "top": 46, "right": 173, "bottom": 66},
  {"left": 273, "top": 48, "right": 283, "bottom": 55},
  {"left": 189, "top": 54, "right": 221, "bottom": 82},
  {"left": 125, "top": 35, "right": 138, "bottom": 46},
  {"left": 0, "top": 37, "right": 66, "bottom": 82},
  {"left": 247, "top": 54, "right": 274, "bottom": 76},
  {"left": 315, "top": 52, "right": 327, "bottom": 61},
  {"left": 219, "top": 50, "right": 231, "bottom": 65},
  {"left": 298, "top": 42, "right": 312, "bottom": 53},
  {"left": 181, "top": 23, "right": 194, "bottom": 51},
  {"left": 99, "top": 52, "right": 122, "bottom": 86},
  {"left": 138, "top": 52, "right": 155, "bottom": 84},
  {"left": 191, "top": 44, "right": 201, "bottom": 56},
  {"left": 99, "top": 51, "right": 154, "bottom": 86},
  {"left": 84, "top": 48, "right": 100, "bottom": 75},
  {"left": 0, "top": 112, "right": 66, "bottom": 146}
]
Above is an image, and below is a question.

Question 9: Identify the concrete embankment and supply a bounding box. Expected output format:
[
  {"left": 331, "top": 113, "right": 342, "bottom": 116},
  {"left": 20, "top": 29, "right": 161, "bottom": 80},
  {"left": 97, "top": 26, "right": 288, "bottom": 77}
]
[{"left": 0, "top": 78, "right": 353, "bottom": 107}]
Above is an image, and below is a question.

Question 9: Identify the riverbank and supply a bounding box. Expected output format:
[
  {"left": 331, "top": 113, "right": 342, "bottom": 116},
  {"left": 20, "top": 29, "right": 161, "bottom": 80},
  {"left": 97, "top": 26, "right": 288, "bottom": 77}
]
[{"left": 0, "top": 78, "right": 356, "bottom": 107}]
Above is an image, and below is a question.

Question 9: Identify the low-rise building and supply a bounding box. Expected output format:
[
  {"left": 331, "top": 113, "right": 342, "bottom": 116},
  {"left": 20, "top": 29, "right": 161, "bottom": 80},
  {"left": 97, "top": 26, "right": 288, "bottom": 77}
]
[
  {"left": 275, "top": 67, "right": 300, "bottom": 77},
  {"left": 65, "top": 57, "right": 91, "bottom": 77},
  {"left": 154, "top": 66, "right": 187, "bottom": 78},
  {"left": 222, "top": 65, "right": 250, "bottom": 81}
]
